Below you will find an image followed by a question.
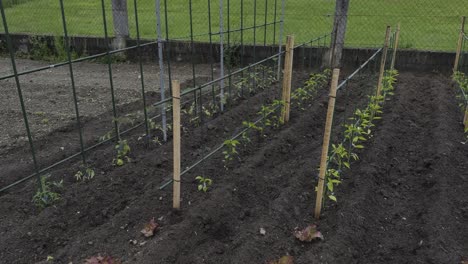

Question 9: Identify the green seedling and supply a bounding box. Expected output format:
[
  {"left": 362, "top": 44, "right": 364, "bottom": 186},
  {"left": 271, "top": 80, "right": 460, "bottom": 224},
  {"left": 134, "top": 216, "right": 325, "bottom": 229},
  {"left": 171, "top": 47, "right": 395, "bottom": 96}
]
[
  {"left": 222, "top": 139, "right": 240, "bottom": 168},
  {"left": 325, "top": 168, "right": 341, "bottom": 202},
  {"left": 292, "top": 69, "right": 332, "bottom": 110},
  {"left": 99, "top": 130, "right": 113, "bottom": 142},
  {"left": 242, "top": 121, "right": 264, "bottom": 142},
  {"left": 32, "top": 174, "right": 62, "bottom": 209},
  {"left": 75, "top": 167, "right": 95, "bottom": 182},
  {"left": 323, "top": 69, "right": 398, "bottom": 203},
  {"left": 195, "top": 176, "right": 213, "bottom": 192},
  {"left": 113, "top": 140, "right": 131, "bottom": 166}
]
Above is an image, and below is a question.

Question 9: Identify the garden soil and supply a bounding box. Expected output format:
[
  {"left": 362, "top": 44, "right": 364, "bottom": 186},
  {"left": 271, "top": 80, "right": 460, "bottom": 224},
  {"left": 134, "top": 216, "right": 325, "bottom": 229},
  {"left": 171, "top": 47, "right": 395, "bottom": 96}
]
[{"left": 0, "top": 71, "right": 467, "bottom": 264}]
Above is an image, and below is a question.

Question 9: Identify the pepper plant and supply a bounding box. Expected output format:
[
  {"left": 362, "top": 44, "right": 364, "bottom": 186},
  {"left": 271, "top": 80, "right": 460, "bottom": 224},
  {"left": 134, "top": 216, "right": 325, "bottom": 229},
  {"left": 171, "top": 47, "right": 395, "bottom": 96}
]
[
  {"left": 324, "top": 70, "right": 399, "bottom": 202},
  {"left": 222, "top": 139, "right": 240, "bottom": 169}
]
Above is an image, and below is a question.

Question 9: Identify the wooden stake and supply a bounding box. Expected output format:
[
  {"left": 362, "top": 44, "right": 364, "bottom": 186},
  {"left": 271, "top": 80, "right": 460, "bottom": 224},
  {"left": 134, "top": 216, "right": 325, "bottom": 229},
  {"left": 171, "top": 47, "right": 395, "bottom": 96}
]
[
  {"left": 376, "top": 26, "right": 391, "bottom": 97},
  {"left": 314, "top": 68, "right": 340, "bottom": 220},
  {"left": 390, "top": 23, "right": 401, "bottom": 70},
  {"left": 281, "top": 35, "right": 295, "bottom": 124},
  {"left": 454, "top": 16, "right": 466, "bottom": 73},
  {"left": 172, "top": 80, "right": 181, "bottom": 210}
]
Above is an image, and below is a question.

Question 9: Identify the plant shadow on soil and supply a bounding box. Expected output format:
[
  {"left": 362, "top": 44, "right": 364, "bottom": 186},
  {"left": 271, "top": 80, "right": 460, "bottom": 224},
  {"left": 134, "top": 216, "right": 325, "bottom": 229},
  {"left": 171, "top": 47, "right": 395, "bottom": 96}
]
[{"left": 0, "top": 69, "right": 467, "bottom": 264}]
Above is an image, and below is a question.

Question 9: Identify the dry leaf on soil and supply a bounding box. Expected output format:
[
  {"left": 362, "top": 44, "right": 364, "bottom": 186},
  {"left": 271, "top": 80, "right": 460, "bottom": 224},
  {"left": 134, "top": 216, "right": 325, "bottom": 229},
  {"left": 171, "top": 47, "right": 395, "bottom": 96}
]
[
  {"left": 294, "top": 224, "right": 323, "bottom": 242},
  {"left": 140, "top": 218, "right": 159, "bottom": 238}
]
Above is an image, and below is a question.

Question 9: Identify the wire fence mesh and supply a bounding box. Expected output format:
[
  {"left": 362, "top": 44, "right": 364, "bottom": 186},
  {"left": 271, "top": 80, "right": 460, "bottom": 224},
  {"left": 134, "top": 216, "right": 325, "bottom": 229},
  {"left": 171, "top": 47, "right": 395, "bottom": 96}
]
[{"left": 0, "top": 0, "right": 467, "bottom": 51}]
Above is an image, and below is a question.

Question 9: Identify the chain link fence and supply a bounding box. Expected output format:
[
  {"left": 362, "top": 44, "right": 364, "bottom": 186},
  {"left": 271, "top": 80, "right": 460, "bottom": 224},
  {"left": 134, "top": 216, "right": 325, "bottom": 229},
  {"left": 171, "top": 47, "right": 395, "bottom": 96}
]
[{"left": 0, "top": 0, "right": 466, "bottom": 51}]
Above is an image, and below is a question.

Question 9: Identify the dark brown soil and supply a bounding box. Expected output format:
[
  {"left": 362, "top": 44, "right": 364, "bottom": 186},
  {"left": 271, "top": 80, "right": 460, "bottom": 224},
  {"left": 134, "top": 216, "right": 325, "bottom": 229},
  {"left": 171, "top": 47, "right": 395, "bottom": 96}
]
[{"left": 0, "top": 71, "right": 467, "bottom": 264}]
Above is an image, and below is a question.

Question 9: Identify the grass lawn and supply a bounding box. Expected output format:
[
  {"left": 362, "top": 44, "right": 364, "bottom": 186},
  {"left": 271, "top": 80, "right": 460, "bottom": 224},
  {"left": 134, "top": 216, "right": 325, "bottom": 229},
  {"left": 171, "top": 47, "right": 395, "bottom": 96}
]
[{"left": 0, "top": 0, "right": 467, "bottom": 51}]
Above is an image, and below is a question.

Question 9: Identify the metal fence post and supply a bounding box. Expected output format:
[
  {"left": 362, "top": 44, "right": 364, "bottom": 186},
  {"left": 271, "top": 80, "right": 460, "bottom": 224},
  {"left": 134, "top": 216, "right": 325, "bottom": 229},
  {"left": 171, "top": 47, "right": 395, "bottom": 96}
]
[
  {"left": 219, "top": 0, "right": 225, "bottom": 112},
  {"left": 277, "top": 0, "right": 285, "bottom": 80},
  {"left": 0, "top": 1, "right": 43, "bottom": 191},
  {"left": 100, "top": 0, "right": 121, "bottom": 142},
  {"left": 133, "top": 0, "right": 150, "bottom": 138},
  {"left": 156, "top": 0, "right": 168, "bottom": 142},
  {"left": 58, "top": 0, "right": 86, "bottom": 164}
]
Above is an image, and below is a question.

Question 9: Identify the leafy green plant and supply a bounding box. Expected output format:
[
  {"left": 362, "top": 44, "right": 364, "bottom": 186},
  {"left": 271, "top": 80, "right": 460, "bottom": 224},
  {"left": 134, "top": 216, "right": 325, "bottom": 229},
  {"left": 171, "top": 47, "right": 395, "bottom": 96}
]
[
  {"left": 99, "top": 131, "right": 113, "bottom": 142},
  {"left": 75, "top": 167, "right": 95, "bottom": 182},
  {"left": 323, "top": 70, "right": 398, "bottom": 202},
  {"left": 32, "top": 174, "right": 62, "bottom": 209},
  {"left": 241, "top": 121, "right": 264, "bottom": 143},
  {"left": 257, "top": 100, "right": 284, "bottom": 129},
  {"left": 195, "top": 176, "right": 213, "bottom": 192},
  {"left": 292, "top": 69, "right": 331, "bottom": 110},
  {"left": 113, "top": 140, "right": 131, "bottom": 166},
  {"left": 222, "top": 139, "right": 240, "bottom": 168}
]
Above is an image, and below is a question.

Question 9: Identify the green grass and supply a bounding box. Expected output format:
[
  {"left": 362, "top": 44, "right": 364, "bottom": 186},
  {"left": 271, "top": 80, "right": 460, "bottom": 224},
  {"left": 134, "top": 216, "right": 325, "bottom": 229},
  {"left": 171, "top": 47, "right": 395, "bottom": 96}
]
[{"left": 0, "top": 0, "right": 467, "bottom": 51}]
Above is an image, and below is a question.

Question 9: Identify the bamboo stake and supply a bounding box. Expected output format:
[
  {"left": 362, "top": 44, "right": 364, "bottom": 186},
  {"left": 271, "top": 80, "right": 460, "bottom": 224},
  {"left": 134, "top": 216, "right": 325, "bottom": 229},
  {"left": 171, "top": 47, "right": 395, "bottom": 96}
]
[
  {"left": 314, "top": 68, "right": 340, "bottom": 220},
  {"left": 281, "top": 35, "right": 295, "bottom": 124},
  {"left": 376, "top": 26, "right": 391, "bottom": 97},
  {"left": 390, "top": 23, "right": 401, "bottom": 70},
  {"left": 454, "top": 16, "right": 466, "bottom": 73},
  {"left": 172, "top": 80, "right": 181, "bottom": 210}
]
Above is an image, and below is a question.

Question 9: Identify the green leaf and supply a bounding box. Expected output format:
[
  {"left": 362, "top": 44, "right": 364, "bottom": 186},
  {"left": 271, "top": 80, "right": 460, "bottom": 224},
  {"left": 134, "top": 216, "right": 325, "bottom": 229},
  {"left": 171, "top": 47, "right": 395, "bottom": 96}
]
[
  {"left": 343, "top": 162, "right": 350, "bottom": 169},
  {"left": 328, "top": 195, "right": 337, "bottom": 202},
  {"left": 327, "top": 181, "right": 334, "bottom": 192}
]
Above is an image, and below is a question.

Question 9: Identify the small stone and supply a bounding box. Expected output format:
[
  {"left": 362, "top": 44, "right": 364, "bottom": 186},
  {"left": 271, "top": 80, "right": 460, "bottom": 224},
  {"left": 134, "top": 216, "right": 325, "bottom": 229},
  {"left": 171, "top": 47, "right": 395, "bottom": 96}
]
[
  {"left": 259, "top": 228, "right": 266, "bottom": 235},
  {"left": 88, "top": 241, "right": 93, "bottom": 245}
]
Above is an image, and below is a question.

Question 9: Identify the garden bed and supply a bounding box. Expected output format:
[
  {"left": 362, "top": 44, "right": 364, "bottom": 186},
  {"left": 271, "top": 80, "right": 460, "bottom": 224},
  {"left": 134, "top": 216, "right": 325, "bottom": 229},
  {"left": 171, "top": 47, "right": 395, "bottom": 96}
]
[{"left": 0, "top": 70, "right": 466, "bottom": 264}]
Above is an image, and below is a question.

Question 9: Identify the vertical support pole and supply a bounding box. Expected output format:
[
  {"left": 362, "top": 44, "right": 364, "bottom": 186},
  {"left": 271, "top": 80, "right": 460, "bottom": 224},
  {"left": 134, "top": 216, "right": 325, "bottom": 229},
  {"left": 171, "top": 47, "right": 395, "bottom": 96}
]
[
  {"left": 277, "top": 0, "right": 286, "bottom": 80},
  {"left": 262, "top": 0, "right": 268, "bottom": 84},
  {"left": 133, "top": 0, "right": 150, "bottom": 138},
  {"left": 280, "top": 35, "right": 294, "bottom": 124},
  {"left": 226, "top": 0, "right": 232, "bottom": 108},
  {"left": 240, "top": 0, "right": 245, "bottom": 97},
  {"left": 330, "top": 0, "right": 350, "bottom": 69},
  {"left": 219, "top": 0, "right": 225, "bottom": 112},
  {"left": 172, "top": 80, "right": 181, "bottom": 210},
  {"left": 272, "top": 0, "right": 278, "bottom": 53},
  {"left": 252, "top": 0, "right": 257, "bottom": 90},
  {"left": 0, "top": 0, "right": 43, "bottom": 191},
  {"left": 189, "top": 0, "right": 197, "bottom": 109},
  {"left": 454, "top": 16, "right": 466, "bottom": 73},
  {"left": 100, "top": 0, "right": 120, "bottom": 142},
  {"left": 376, "top": 26, "right": 391, "bottom": 97},
  {"left": 390, "top": 23, "right": 401, "bottom": 70},
  {"left": 59, "top": 0, "right": 86, "bottom": 164},
  {"left": 163, "top": 0, "right": 173, "bottom": 97},
  {"left": 314, "top": 68, "right": 340, "bottom": 220},
  {"left": 156, "top": 0, "right": 168, "bottom": 141},
  {"left": 208, "top": 0, "right": 216, "bottom": 106},
  {"left": 464, "top": 106, "right": 468, "bottom": 130}
]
